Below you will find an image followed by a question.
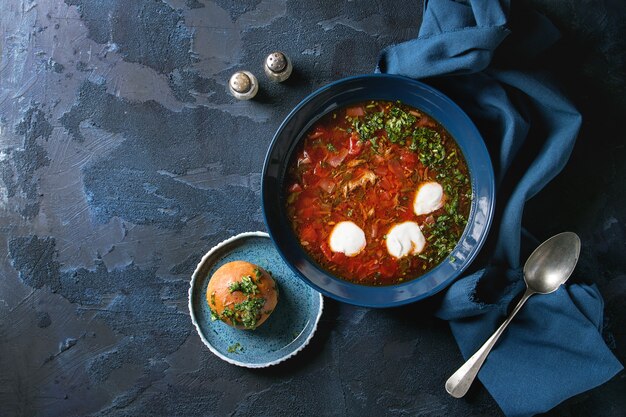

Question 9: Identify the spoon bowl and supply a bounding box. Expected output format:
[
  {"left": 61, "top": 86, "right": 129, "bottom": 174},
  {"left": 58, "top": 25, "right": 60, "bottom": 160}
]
[{"left": 523, "top": 232, "right": 581, "bottom": 294}]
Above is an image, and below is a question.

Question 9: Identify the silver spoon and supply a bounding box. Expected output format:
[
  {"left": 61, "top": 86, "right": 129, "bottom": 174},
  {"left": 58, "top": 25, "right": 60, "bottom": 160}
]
[{"left": 445, "top": 232, "right": 581, "bottom": 398}]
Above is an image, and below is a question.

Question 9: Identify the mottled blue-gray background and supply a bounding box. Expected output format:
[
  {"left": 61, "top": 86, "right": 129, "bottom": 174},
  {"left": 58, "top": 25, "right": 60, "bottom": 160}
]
[{"left": 0, "top": 1, "right": 624, "bottom": 416}]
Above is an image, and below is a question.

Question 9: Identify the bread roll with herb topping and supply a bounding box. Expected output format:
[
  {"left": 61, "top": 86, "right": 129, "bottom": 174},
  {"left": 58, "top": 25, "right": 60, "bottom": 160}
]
[{"left": 206, "top": 260, "right": 278, "bottom": 330}]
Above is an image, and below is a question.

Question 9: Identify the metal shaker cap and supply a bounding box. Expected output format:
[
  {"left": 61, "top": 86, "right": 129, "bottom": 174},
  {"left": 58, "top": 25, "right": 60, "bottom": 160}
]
[
  {"left": 264, "top": 51, "right": 292, "bottom": 82},
  {"left": 266, "top": 52, "right": 287, "bottom": 73},
  {"left": 228, "top": 71, "right": 258, "bottom": 100}
]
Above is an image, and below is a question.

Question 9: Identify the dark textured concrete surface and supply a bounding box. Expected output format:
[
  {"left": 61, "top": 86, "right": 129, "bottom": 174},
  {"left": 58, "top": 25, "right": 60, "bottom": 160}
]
[{"left": 0, "top": 1, "right": 624, "bottom": 416}]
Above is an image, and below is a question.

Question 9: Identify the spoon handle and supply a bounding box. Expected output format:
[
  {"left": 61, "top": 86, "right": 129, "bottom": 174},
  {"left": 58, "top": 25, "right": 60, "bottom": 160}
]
[{"left": 445, "top": 288, "right": 535, "bottom": 398}]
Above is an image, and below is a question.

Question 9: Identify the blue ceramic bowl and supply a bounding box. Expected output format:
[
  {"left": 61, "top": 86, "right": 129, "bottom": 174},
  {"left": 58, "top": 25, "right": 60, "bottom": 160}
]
[{"left": 262, "top": 74, "right": 495, "bottom": 308}]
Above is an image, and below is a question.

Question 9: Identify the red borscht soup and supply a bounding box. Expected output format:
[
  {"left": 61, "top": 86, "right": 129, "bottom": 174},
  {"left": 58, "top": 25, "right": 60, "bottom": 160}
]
[{"left": 285, "top": 100, "right": 471, "bottom": 285}]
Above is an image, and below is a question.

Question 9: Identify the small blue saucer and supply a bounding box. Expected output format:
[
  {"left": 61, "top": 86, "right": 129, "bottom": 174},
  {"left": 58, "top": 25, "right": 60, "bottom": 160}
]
[{"left": 189, "top": 232, "right": 324, "bottom": 368}]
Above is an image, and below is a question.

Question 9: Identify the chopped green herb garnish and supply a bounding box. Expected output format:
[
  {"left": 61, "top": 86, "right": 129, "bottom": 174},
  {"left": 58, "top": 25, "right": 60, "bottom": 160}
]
[
  {"left": 422, "top": 212, "right": 463, "bottom": 265},
  {"left": 221, "top": 307, "right": 235, "bottom": 320},
  {"left": 326, "top": 143, "right": 337, "bottom": 152},
  {"left": 414, "top": 128, "right": 445, "bottom": 167},
  {"left": 352, "top": 111, "right": 384, "bottom": 142},
  {"left": 227, "top": 342, "right": 244, "bottom": 353},
  {"left": 253, "top": 268, "right": 263, "bottom": 281},
  {"left": 385, "top": 105, "right": 416, "bottom": 143},
  {"left": 229, "top": 275, "right": 259, "bottom": 295},
  {"left": 233, "top": 296, "right": 266, "bottom": 329}
]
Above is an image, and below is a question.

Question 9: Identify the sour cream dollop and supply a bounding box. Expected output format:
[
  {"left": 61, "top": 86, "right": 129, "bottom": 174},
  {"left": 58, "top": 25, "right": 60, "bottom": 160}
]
[
  {"left": 329, "top": 221, "right": 366, "bottom": 256},
  {"left": 386, "top": 221, "right": 426, "bottom": 258},
  {"left": 413, "top": 181, "right": 444, "bottom": 216}
]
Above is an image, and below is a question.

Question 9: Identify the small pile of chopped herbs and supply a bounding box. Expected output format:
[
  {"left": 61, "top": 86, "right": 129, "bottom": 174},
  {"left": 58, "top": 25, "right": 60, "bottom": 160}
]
[
  {"left": 210, "top": 268, "right": 273, "bottom": 330},
  {"left": 220, "top": 297, "right": 266, "bottom": 329},
  {"left": 346, "top": 102, "right": 417, "bottom": 148},
  {"left": 227, "top": 342, "right": 244, "bottom": 353},
  {"left": 385, "top": 105, "right": 416, "bottom": 144},
  {"left": 349, "top": 110, "right": 384, "bottom": 148},
  {"left": 413, "top": 127, "right": 445, "bottom": 165},
  {"left": 228, "top": 275, "right": 259, "bottom": 295}
]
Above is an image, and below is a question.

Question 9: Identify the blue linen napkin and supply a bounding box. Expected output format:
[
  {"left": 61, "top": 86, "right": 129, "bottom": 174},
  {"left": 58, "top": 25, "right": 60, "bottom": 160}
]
[{"left": 377, "top": 1, "right": 623, "bottom": 416}]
